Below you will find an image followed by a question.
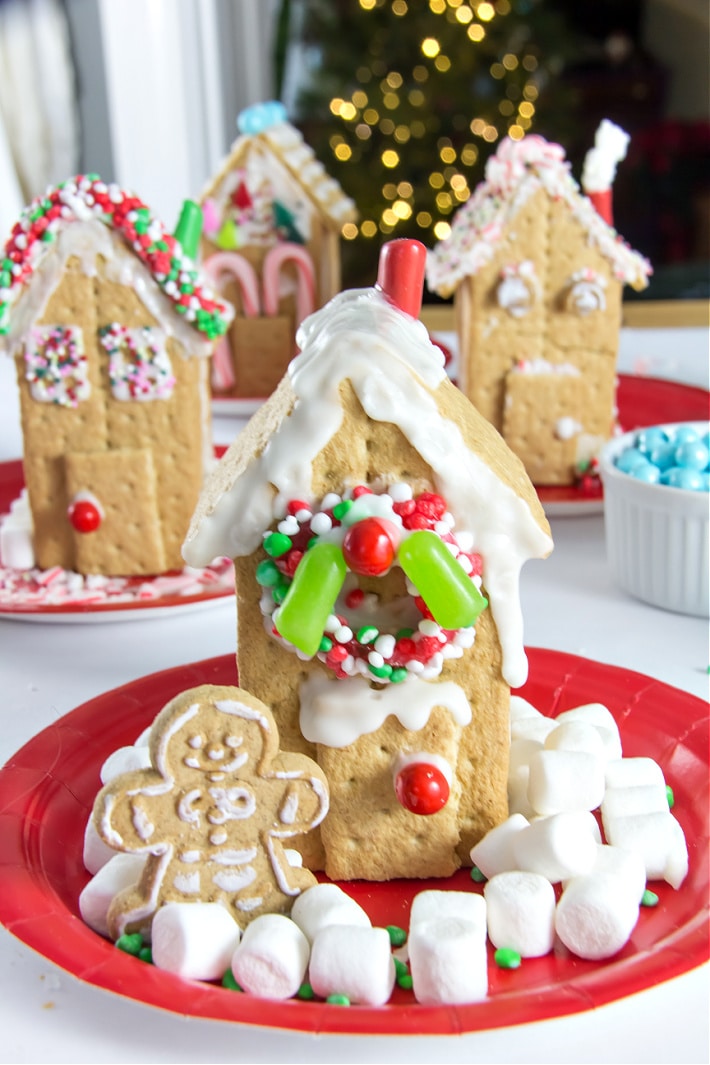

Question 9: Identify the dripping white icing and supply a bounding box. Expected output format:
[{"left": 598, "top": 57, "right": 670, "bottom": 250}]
[{"left": 299, "top": 672, "right": 471, "bottom": 748}]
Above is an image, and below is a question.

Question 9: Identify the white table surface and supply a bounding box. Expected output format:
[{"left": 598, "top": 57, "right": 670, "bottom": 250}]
[{"left": 0, "top": 325, "right": 708, "bottom": 1064}]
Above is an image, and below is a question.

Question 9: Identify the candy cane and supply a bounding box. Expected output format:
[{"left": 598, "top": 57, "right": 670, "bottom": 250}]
[
  {"left": 262, "top": 243, "right": 316, "bottom": 337},
  {"left": 202, "top": 252, "right": 261, "bottom": 391}
]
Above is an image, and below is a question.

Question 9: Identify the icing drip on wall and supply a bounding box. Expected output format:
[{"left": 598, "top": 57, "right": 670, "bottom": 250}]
[{"left": 299, "top": 671, "right": 472, "bottom": 747}]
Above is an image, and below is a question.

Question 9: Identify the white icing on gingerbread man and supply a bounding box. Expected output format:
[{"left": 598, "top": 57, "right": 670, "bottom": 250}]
[{"left": 93, "top": 685, "right": 328, "bottom": 938}]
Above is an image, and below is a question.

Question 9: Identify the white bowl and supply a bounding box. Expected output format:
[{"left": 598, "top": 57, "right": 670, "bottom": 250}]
[{"left": 598, "top": 421, "right": 709, "bottom": 617}]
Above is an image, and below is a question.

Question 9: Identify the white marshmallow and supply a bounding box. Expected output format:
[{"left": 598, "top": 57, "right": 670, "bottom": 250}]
[
  {"left": 99, "top": 744, "right": 152, "bottom": 784},
  {"left": 527, "top": 749, "right": 606, "bottom": 816},
  {"left": 585, "top": 844, "right": 647, "bottom": 903},
  {"left": 409, "top": 889, "right": 486, "bottom": 929},
  {"left": 554, "top": 703, "right": 622, "bottom": 760},
  {"left": 484, "top": 871, "right": 556, "bottom": 957},
  {"left": 512, "top": 812, "right": 598, "bottom": 882},
  {"left": 544, "top": 720, "right": 606, "bottom": 759},
  {"left": 507, "top": 766, "right": 536, "bottom": 818},
  {"left": 308, "top": 924, "right": 395, "bottom": 1005},
  {"left": 151, "top": 901, "right": 241, "bottom": 981},
  {"left": 603, "top": 811, "right": 688, "bottom": 888},
  {"left": 83, "top": 816, "right": 118, "bottom": 874},
  {"left": 79, "top": 853, "right": 147, "bottom": 937},
  {"left": 231, "top": 913, "right": 310, "bottom": 1000},
  {"left": 555, "top": 872, "right": 640, "bottom": 960},
  {"left": 605, "top": 756, "right": 665, "bottom": 789},
  {"left": 409, "top": 916, "right": 488, "bottom": 1004},
  {"left": 133, "top": 725, "right": 152, "bottom": 747},
  {"left": 601, "top": 783, "right": 669, "bottom": 819},
  {"left": 509, "top": 695, "right": 543, "bottom": 722},
  {"left": 469, "top": 814, "right": 530, "bottom": 878},
  {"left": 509, "top": 737, "right": 544, "bottom": 772},
  {"left": 510, "top": 716, "right": 558, "bottom": 744},
  {"left": 289, "top": 883, "right": 371, "bottom": 943}
]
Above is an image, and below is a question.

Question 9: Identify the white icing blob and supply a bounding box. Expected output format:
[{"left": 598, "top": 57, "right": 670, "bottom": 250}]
[{"left": 299, "top": 672, "right": 471, "bottom": 747}]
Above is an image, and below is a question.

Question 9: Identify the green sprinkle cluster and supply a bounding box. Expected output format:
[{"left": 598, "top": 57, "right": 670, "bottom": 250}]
[{"left": 115, "top": 932, "right": 152, "bottom": 963}]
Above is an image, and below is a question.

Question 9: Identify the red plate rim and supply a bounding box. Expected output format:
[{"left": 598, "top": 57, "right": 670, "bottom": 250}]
[{"left": 0, "top": 648, "right": 707, "bottom": 1036}]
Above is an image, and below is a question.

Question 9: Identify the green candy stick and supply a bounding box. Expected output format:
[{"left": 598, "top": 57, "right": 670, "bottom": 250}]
[
  {"left": 398, "top": 530, "right": 488, "bottom": 630},
  {"left": 275, "top": 542, "right": 347, "bottom": 656}
]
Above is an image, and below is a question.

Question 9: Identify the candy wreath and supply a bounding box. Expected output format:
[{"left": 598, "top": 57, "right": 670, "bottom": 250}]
[{"left": 255, "top": 483, "right": 489, "bottom": 683}]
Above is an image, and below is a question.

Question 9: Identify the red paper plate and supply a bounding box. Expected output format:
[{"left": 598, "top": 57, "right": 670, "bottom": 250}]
[
  {"left": 0, "top": 454, "right": 235, "bottom": 620},
  {"left": 537, "top": 375, "right": 709, "bottom": 514},
  {"left": 0, "top": 649, "right": 707, "bottom": 1035}
]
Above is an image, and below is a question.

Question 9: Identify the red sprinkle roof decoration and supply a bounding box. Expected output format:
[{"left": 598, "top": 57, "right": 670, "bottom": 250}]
[{"left": 0, "top": 174, "right": 233, "bottom": 341}]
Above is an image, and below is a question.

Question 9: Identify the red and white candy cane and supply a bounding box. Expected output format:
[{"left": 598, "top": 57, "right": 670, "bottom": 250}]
[
  {"left": 202, "top": 252, "right": 261, "bottom": 391},
  {"left": 262, "top": 242, "right": 316, "bottom": 344}
]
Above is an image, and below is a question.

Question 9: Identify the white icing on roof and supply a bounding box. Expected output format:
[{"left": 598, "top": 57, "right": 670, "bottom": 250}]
[
  {"left": 183, "top": 287, "right": 552, "bottom": 687},
  {"left": 426, "top": 134, "right": 652, "bottom": 299}
]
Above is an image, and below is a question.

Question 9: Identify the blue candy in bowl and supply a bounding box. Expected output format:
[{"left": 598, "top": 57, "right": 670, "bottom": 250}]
[{"left": 599, "top": 421, "right": 710, "bottom": 617}]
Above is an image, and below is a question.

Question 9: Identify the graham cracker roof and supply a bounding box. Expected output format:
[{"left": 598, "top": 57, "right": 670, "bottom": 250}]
[
  {"left": 426, "top": 134, "right": 652, "bottom": 299},
  {"left": 0, "top": 175, "right": 233, "bottom": 343},
  {"left": 200, "top": 120, "right": 357, "bottom": 230}
]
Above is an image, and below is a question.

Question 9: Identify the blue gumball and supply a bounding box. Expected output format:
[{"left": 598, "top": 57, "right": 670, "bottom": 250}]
[
  {"left": 675, "top": 439, "right": 710, "bottom": 471},
  {"left": 616, "top": 446, "right": 648, "bottom": 474},
  {"left": 636, "top": 426, "right": 669, "bottom": 454},
  {"left": 630, "top": 461, "right": 661, "bottom": 484},
  {"left": 649, "top": 442, "right": 677, "bottom": 471},
  {"left": 673, "top": 425, "right": 700, "bottom": 446},
  {"left": 661, "top": 467, "right": 704, "bottom": 491}
]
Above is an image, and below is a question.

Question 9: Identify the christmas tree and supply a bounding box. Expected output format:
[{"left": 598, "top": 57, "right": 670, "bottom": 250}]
[{"left": 277, "top": 0, "right": 589, "bottom": 290}]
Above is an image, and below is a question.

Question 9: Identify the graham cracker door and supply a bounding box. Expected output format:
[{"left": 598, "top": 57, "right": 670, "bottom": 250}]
[
  {"left": 502, "top": 370, "right": 586, "bottom": 486},
  {"left": 64, "top": 448, "right": 167, "bottom": 576}
]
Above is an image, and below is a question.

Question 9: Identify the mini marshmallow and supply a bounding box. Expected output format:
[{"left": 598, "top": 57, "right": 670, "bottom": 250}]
[
  {"left": 602, "top": 811, "right": 688, "bottom": 888},
  {"left": 409, "top": 888, "right": 486, "bottom": 929},
  {"left": 409, "top": 915, "right": 488, "bottom": 1004},
  {"left": 79, "top": 852, "right": 147, "bottom": 937},
  {"left": 512, "top": 811, "right": 598, "bottom": 882},
  {"left": 509, "top": 695, "right": 544, "bottom": 722},
  {"left": 469, "top": 813, "right": 530, "bottom": 878},
  {"left": 601, "top": 783, "right": 669, "bottom": 819},
  {"left": 605, "top": 756, "right": 665, "bottom": 789},
  {"left": 509, "top": 737, "right": 544, "bottom": 772},
  {"left": 544, "top": 720, "right": 606, "bottom": 759},
  {"left": 510, "top": 716, "right": 558, "bottom": 744},
  {"left": 151, "top": 901, "right": 241, "bottom": 981},
  {"left": 585, "top": 843, "right": 647, "bottom": 903},
  {"left": 83, "top": 816, "right": 119, "bottom": 874},
  {"left": 484, "top": 871, "right": 556, "bottom": 957},
  {"left": 290, "top": 883, "right": 371, "bottom": 943},
  {"left": 527, "top": 748, "right": 606, "bottom": 816},
  {"left": 99, "top": 744, "right": 152, "bottom": 784},
  {"left": 555, "top": 872, "right": 640, "bottom": 960},
  {"left": 308, "top": 924, "right": 395, "bottom": 1005},
  {"left": 554, "top": 703, "right": 622, "bottom": 760},
  {"left": 231, "top": 913, "right": 310, "bottom": 1000}
]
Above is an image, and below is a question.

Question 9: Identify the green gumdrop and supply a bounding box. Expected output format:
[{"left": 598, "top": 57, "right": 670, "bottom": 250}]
[
  {"left": 275, "top": 542, "right": 347, "bottom": 657},
  {"left": 398, "top": 530, "right": 488, "bottom": 629},
  {"left": 386, "top": 924, "right": 407, "bottom": 947},
  {"left": 222, "top": 968, "right": 242, "bottom": 991},
  {"left": 494, "top": 946, "right": 522, "bottom": 970}
]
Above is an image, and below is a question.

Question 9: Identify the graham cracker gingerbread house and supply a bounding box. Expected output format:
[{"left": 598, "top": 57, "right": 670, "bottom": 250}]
[
  {"left": 426, "top": 122, "right": 652, "bottom": 486},
  {"left": 183, "top": 239, "right": 553, "bottom": 883},
  {"left": 0, "top": 176, "right": 233, "bottom": 576},
  {"left": 199, "top": 101, "right": 357, "bottom": 402}
]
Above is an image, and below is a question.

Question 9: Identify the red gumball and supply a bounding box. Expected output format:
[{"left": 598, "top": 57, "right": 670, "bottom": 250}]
[
  {"left": 395, "top": 762, "right": 450, "bottom": 816},
  {"left": 342, "top": 517, "right": 397, "bottom": 577},
  {"left": 68, "top": 498, "right": 102, "bottom": 533}
]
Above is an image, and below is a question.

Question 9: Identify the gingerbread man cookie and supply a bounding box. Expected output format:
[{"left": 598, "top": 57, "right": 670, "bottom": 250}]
[{"left": 91, "top": 685, "right": 329, "bottom": 939}]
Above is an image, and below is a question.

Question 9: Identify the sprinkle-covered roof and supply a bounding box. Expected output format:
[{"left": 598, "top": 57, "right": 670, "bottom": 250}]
[
  {"left": 426, "top": 135, "right": 652, "bottom": 299},
  {"left": 0, "top": 175, "right": 234, "bottom": 340}
]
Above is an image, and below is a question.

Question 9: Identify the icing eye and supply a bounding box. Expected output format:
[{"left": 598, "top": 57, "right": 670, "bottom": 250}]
[
  {"left": 565, "top": 269, "right": 607, "bottom": 316},
  {"left": 496, "top": 261, "right": 539, "bottom": 318},
  {"left": 225, "top": 735, "right": 243, "bottom": 749},
  {"left": 188, "top": 735, "right": 203, "bottom": 749}
]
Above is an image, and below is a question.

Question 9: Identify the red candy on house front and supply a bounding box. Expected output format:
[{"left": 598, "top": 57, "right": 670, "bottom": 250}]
[
  {"left": 395, "top": 761, "right": 450, "bottom": 815},
  {"left": 67, "top": 499, "right": 102, "bottom": 533}
]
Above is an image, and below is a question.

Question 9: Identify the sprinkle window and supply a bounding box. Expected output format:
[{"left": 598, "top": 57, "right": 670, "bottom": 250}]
[
  {"left": 24, "top": 325, "right": 90, "bottom": 408},
  {"left": 100, "top": 324, "right": 175, "bottom": 401}
]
